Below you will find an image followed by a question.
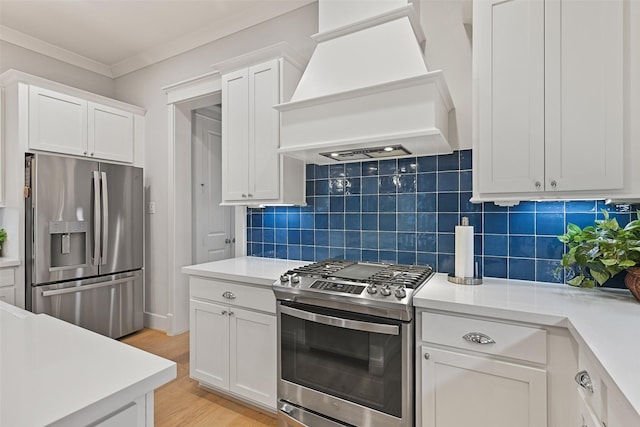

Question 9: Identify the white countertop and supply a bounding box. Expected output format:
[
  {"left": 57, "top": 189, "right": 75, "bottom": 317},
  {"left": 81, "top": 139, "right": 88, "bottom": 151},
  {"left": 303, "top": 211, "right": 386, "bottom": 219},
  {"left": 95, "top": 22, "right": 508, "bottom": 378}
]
[
  {"left": 0, "top": 257, "right": 20, "bottom": 268},
  {"left": 0, "top": 302, "right": 177, "bottom": 427},
  {"left": 182, "top": 256, "right": 308, "bottom": 286},
  {"left": 414, "top": 274, "right": 640, "bottom": 417}
]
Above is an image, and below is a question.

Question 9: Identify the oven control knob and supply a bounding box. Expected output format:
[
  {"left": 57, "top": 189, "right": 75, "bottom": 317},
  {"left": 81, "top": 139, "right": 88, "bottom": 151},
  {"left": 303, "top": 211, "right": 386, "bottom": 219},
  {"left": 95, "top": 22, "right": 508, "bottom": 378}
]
[
  {"left": 291, "top": 275, "right": 301, "bottom": 284},
  {"left": 380, "top": 285, "right": 392, "bottom": 297},
  {"left": 366, "top": 284, "right": 378, "bottom": 294},
  {"left": 394, "top": 287, "right": 407, "bottom": 299},
  {"left": 279, "top": 274, "right": 290, "bottom": 283}
]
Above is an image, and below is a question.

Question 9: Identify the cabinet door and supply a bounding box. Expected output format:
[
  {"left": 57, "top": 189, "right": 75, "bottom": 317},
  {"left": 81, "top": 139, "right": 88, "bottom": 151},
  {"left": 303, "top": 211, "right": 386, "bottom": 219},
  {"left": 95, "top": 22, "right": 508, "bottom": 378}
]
[
  {"left": 88, "top": 102, "right": 134, "bottom": 163},
  {"left": 0, "top": 287, "right": 14, "bottom": 305},
  {"left": 420, "top": 346, "right": 547, "bottom": 427},
  {"left": 189, "top": 299, "right": 230, "bottom": 390},
  {"left": 475, "top": 0, "right": 545, "bottom": 194},
  {"left": 544, "top": 0, "right": 623, "bottom": 192},
  {"left": 29, "top": 86, "right": 88, "bottom": 156},
  {"left": 221, "top": 68, "right": 250, "bottom": 202},
  {"left": 248, "top": 59, "right": 280, "bottom": 201},
  {"left": 229, "top": 307, "right": 277, "bottom": 409}
]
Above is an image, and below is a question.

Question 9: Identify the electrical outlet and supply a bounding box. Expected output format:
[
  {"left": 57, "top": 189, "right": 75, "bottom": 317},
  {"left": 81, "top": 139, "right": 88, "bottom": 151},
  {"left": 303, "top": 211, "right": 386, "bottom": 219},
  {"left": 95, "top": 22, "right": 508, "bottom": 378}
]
[{"left": 147, "top": 202, "right": 156, "bottom": 214}]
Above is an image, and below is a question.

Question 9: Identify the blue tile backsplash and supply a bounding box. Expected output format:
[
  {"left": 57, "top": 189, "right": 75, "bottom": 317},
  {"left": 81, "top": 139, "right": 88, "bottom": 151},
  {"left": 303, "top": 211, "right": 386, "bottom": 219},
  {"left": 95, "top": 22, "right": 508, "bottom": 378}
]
[{"left": 246, "top": 150, "right": 639, "bottom": 284}]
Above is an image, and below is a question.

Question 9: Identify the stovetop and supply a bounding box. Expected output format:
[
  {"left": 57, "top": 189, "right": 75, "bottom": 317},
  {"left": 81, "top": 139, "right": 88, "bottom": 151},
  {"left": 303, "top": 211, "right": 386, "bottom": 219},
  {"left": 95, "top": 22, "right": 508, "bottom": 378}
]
[{"left": 273, "top": 259, "right": 434, "bottom": 321}]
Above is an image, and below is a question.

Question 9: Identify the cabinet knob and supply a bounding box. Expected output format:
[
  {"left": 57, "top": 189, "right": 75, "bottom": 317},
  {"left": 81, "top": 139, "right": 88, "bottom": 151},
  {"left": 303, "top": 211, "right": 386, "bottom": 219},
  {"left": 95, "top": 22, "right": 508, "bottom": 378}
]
[
  {"left": 550, "top": 180, "right": 557, "bottom": 188},
  {"left": 248, "top": 193, "right": 253, "bottom": 198},
  {"left": 223, "top": 291, "right": 236, "bottom": 300},
  {"left": 228, "top": 311, "right": 234, "bottom": 316},
  {"left": 83, "top": 151, "right": 88, "bottom": 155},
  {"left": 90, "top": 152, "right": 94, "bottom": 156},
  {"left": 221, "top": 310, "right": 227, "bottom": 315},
  {"left": 225, "top": 238, "right": 231, "bottom": 244},
  {"left": 575, "top": 370, "right": 594, "bottom": 393},
  {"left": 424, "top": 352, "right": 430, "bottom": 360},
  {"left": 462, "top": 332, "right": 496, "bottom": 345},
  {"left": 241, "top": 194, "right": 247, "bottom": 198},
  {"left": 535, "top": 181, "right": 542, "bottom": 189}
]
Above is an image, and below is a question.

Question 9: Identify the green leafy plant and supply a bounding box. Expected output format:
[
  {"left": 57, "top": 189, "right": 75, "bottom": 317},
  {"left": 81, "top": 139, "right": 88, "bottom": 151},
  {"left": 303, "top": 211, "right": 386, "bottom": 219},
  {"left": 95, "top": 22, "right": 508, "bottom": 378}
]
[
  {"left": 558, "top": 210, "right": 640, "bottom": 288},
  {"left": 0, "top": 228, "right": 6, "bottom": 252}
]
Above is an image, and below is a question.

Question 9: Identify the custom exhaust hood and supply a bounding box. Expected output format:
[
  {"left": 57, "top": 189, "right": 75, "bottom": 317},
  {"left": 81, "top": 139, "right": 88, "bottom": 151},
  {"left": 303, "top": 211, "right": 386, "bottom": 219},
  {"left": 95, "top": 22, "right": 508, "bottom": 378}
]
[{"left": 275, "top": 0, "right": 455, "bottom": 165}]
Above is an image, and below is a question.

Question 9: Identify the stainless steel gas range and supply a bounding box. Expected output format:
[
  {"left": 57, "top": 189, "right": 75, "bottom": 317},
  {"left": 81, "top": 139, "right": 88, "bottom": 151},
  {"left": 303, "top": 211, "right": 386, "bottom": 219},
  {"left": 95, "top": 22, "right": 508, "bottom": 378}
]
[{"left": 273, "top": 259, "right": 434, "bottom": 427}]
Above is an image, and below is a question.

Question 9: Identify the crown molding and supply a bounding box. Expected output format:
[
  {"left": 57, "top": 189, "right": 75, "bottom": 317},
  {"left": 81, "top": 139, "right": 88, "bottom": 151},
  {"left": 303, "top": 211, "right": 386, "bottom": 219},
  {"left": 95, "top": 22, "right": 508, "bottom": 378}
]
[{"left": 0, "top": 25, "right": 114, "bottom": 78}]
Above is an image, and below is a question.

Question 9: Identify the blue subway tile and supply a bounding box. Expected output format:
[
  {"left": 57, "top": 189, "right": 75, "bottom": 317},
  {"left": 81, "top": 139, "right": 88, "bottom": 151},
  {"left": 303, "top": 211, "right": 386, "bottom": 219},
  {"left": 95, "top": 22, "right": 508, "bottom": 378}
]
[
  {"left": 346, "top": 163, "right": 361, "bottom": 178},
  {"left": 398, "top": 174, "right": 417, "bottom": 193},
  {"left": 398, "top": 251, "right": 416, "bottom": 265},
  {"left": 314, "top": 196, "right": 329, "bottom": 212},
  {"left": 329, "top": 230, "right": 345, "bottom": 247},
  {"left": 345, "top": 214, "right": 361, "bottom": 230},
  {"left": 398, "top": 157, "right": 417, "bottom": 174},
  {"left": 362, "top": 161, "right": 379, "bottom": 176},
  {"left": 437, "top": 171, "right": 459, "bottom": 192},
  {"left": 379, "top": 159, "right": 398, "bottom": 175},
  {"left": 345, "top": 178, "right": 361, "bottom": 195},
  {"left": 417, "top": 156, "right": 437, "bottom": 172},
  {"left": 345, "top": 248, "right": 362, "bottom": 261},
  {"left": 288, "top": 245, "right": 302, "bottom": 260},
  {"left": 484, "top": 257, "right": 507, "bottom": 278},
  {"left": 330, "top": 197, "right": 345, "bottom": 213},
  {"left": 251, "top": 213, "right": 263, "bottom": 227},
  {"left": 484, "top": 213, "right": 508, "bottom": 234},
  {"left": 276, "top": 245, "right": 288, "bottom": 259},
  {"left": 316, "top": 246, "right": 329, "bottom": 260},
  {"left": 379, "top": 214, "right": 396, "bottom": 231},
  {"left": 301, "top": 230, "right": 315, "bottom": 246},
  {"left": 509, "top": 235, "right": 535, "bottom": 258},
  {"left": 438, "top": 152, "right": 459, "bottom": 171},
  {"left": 263, "top": 243, "right": 274, "bottom": 257},
  {"left": 329, "top": 179, "right": 345, "bottom": 195},
  {"left": 263, "top": 228, "right": 274, "bottom": 243},
  {"left": 438, "top": 233, "right": 455, "bottom": 254},
  {"left": 329, "top": 164, "right": 345, "bottom": 178},
  {"left": 536, "top": 260, "right": 563, "bottom": 283},
  {"left": 379, "top": 195, "right": 397, "bottom": 212},
  {"left": 362, "top": 177, "right": 378, "bottom": 194},
  {"left": 438, "top": 193, "right": 459, "bottom": 213},
  {"left": 536, "top": 201, "right": 565, "bottom": 212},
  {"left": 275, "top": 229, "right": 287, "bottom": 243},
  {"left": 438, "top": 213, "right": 459, "bottom": 233},
  {"left": 263, "top": 211, "right": 275, "bottom": 228},
  {"left": 566, "top": 213, "right": 597, "bottom": 230},
  {"left": 484, "top": 234, "right": 508, "bottom": 257},
  {"left": 315, "top": 165, "right": 329, "bottom": 179},
  {"left": 362, "top": 232, "right": 379, "bottom": 249},
  {"left": 314, "top": 179, "right": 329, "bottom": 196},
  {"left": 460, "top": 192, "right": 482, "bottom": 213},
  {"left": 305, "top": 164, "right": 315, "bottom": 180},
  {"left": 536, "top": 212, "right": 564, "bottom": 236},
  {"left": 509, "top": 213, "right": 535, "bottom": 234},
  {"left": 301, "top": 245, "right": 315, "bottom": 261},
  {"left": 345, "top": 231, "right": 361, "bottom": 248},
  {"left": 315, "top": 213, "right": 328, "bottom": 229},
  {"left": 509, "top": 201, "right": 535, "bottom": 212},
  {"left": 287, "top": 212, "right": 300, "bottom": 228},
  {"left": 379, "top": 176, "right": 398, "bottom": 193},
  {"left": 315, "top": 230, "right": 329, "bottom": 246},
  {"left": 345, "top": 195, "right": 361, "bottom": 212},
  {"left": 509, "top": 258, "right": 535, "bottom": 281},
  {"left": 417, "top": 213, "right": 437, "bottom": 232},
  {"left": 252, "top": 228, "right": 263, "bottom": 242},
  {"left": 329, "top": 213, "right": 344, "bottom": 229},
  {"left": 329, "top": 248, "right": 345, "bottom": 259},
  {"left": 398, "top": 233, "right": 416, "bottom": 251},
  {"left": 464, "top": 213, "right": 483, "bottom": 233},
  {"left": 536, "top": 236, "right": 564, "bottom": 260},
  {"left": 417, "top": 193, "right": 437, "bottom": 212},
  {"left": 483, "top": 203, "right": 508, "bottom": 213},
  {"left": 566, "top": 201, "right": 597, "bottom": 212},
  {"left": 362, "top": 250, "right": 379, "bottom": 262},
  {"left": 459, "top": 149, "right": 472, "bottom": 170},
  {"left": 379, "top": 251, "right": 397, "bottom": 263},
  {"left": 300, "top": 213, "right": 314, "bottom": 229},
  {"left": 460, "top": 171, "right": 472, "bottom": 191},
  {"left": 397, "top": 213, "right": 416, "bottom": 231},
  {"left": 417, "top": 252, "right": 437, "bottom": 267},
  {"left": 417, "top": 173, "right": 437, "bottom": 192},
  {"left": 417, "top": 233, "right": 437, "bottom": 252},
  {"left": 379, "top": 232, "right": 397, "bottom": 251},
  {"left": 362, "top": 195, "right": 379, "bottom": 212},
  {"left": 361, "top": 213, "right": 378, "bottom": 230},
  {"left": 397, "top": 194, "right": 416, "bottom": 212},
  {"left": 438, "top": 254, "right": 455, "bottom": 274}
]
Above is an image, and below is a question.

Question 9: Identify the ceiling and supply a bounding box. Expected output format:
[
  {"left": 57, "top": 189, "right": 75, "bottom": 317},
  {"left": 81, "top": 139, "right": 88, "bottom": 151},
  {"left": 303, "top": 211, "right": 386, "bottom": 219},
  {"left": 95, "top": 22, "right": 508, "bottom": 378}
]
[{"left": 0, "top": 0, "right": 315, "bottom": 78}]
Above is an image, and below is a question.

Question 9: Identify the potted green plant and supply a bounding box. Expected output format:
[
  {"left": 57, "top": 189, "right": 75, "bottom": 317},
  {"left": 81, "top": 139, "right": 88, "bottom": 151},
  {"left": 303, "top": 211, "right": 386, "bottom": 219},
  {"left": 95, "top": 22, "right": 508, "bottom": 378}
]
[
  {"left": 0, "top": 228, "right": 6, "bottom": 256},
  {"left": 558, "top": 210, "right": 640, "bottom": 301}
]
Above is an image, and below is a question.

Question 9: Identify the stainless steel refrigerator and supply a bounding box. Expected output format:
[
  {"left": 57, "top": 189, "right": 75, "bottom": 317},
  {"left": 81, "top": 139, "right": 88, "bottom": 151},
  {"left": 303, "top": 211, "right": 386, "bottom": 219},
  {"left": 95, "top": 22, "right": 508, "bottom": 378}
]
[{"left": 25, "top": 153, "right": 144, "bottom": 339}]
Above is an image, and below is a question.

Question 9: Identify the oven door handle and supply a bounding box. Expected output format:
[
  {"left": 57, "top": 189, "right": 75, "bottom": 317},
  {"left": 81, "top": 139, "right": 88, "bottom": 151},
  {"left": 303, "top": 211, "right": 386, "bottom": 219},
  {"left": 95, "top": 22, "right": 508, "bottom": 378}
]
[{"left": 280, "top": 305, "right": 400, "bottom": 335}]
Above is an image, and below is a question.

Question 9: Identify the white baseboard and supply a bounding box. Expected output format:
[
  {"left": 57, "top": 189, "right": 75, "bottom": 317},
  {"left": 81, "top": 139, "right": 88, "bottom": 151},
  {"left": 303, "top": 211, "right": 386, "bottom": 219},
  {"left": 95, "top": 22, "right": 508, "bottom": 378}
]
[{"left": 143, "top": 311, "right": 169, "bottom": 333}]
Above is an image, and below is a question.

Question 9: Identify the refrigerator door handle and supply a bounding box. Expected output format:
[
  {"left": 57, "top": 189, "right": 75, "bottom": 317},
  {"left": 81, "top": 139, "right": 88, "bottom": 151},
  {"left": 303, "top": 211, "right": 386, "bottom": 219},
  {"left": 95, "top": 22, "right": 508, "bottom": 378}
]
[
  {"left": 92, "top": 171, "right": 101, "bottom": 266},
  {"left": 41, "top": 276, "right": 136, "bottom": 297},
  {"left": 101, "top": 171, "right": 109, "bottom": 265}
]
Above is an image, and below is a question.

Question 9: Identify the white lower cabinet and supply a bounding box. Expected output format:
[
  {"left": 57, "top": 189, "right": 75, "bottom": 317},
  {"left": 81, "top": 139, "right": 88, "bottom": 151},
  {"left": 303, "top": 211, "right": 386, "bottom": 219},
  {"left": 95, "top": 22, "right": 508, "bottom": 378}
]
[
  {"left": 420, "top": 346, "right": 547, "bottom": 427},
  {"left": 0, "top": 267, "right": 16, "bottom": 305},
  {"left": 189, "top": 277, "right": 277, "bottom": 411}
]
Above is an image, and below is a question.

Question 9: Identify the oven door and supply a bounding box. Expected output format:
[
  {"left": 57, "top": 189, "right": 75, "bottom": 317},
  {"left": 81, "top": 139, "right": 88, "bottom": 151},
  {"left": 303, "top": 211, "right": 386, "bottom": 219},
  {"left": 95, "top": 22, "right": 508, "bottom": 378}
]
[{"left": 277, "top": 302, "right": 413, "bottom": 427}]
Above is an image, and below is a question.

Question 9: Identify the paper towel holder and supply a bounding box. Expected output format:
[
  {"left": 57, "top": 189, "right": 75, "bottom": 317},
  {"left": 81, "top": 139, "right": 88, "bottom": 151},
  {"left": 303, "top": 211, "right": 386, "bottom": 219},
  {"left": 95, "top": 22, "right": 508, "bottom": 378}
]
[{"left": 447, "top": 262, "right": 483, "bottom": 285}]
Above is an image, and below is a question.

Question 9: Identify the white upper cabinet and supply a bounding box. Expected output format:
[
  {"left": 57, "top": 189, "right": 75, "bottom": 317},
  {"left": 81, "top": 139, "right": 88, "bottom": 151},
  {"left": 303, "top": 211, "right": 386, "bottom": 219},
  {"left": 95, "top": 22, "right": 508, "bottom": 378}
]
[
  {"left": 221, "top": 57, "right": 305, "bottom": 205},
  {"left": 28, "top": 85, "right": 137, "bottom": 163},
  {"left": 473, "top": 0, "right": 635, "bottom": 202}
]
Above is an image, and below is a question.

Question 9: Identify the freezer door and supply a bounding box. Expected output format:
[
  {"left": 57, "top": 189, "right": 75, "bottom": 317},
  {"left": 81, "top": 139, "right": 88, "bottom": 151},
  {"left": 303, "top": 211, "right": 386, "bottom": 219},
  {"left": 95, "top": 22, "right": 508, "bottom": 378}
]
[
  {"left": 98, "top": 163, "right": 143, "bottom": 275},
  {"left": 32, "top": 271, "right": 143, "bottom": 338},
  {"left": 31, "top": 155, "right": 100, "bottom": 284}
]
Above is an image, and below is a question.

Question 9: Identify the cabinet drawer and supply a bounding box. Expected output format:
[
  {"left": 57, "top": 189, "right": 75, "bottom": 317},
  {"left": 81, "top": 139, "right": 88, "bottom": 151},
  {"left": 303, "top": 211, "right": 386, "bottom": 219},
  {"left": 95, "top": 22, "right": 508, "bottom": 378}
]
[
  {"left": 0, "top": 269, "right": 14, "bottom": 286},
  {"left": 190, "top": 277, "right": 276, "bottom": 314},
  {"left": 421, "top": 312, "right": 547, "bottom": 364}
]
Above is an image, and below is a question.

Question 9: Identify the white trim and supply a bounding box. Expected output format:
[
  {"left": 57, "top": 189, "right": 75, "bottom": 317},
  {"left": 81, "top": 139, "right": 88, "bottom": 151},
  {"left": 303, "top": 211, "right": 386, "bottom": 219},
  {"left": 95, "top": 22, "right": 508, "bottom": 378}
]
[
  {"left": 143, "top": 311, "right": 170, "bottom": 333},
  {"left": 162, "top": 72, "right": 221, "bottom": 105},
  {"left": 0, "top": 25, "right": 113, "bottom": 78}
]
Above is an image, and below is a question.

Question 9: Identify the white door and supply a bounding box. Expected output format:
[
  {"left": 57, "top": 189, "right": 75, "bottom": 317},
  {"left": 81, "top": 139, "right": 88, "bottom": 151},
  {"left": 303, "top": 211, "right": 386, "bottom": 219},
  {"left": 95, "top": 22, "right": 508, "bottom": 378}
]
[
  {"left": 229, "top": 307, "right": 277, "bottom": 409},
  {"left": 420, "top": 346, "right": 547, "bottom": 427},
  {"left": 221, "top": 68, "right": 249, "bottom": 202},
  {"left": 192, "top": 109, "right": 234, "bottom": 263},
  {"left": 189, "top": 299, "right": 230, "bottom": 390},
  {"left": 88, "top": 102, "right": 134, "bottom": 163}
]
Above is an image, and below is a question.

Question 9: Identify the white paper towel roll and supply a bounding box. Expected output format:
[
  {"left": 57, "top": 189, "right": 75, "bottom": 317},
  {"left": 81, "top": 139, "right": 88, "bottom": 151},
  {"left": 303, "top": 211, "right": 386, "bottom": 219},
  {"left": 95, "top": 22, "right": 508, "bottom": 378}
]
[{"left": 455, "top": 218, "right": 474, "bottom": 278}]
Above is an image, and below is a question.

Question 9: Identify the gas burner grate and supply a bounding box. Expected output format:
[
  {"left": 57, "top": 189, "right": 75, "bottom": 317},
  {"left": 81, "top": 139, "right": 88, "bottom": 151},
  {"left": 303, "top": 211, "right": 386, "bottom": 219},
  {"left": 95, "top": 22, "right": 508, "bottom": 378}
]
[
  {"left": 367, "top": 264, "right": 434, "bottom": 289},
  {"left": 285, "top": 259, "right": 356, "bottom": 278}
]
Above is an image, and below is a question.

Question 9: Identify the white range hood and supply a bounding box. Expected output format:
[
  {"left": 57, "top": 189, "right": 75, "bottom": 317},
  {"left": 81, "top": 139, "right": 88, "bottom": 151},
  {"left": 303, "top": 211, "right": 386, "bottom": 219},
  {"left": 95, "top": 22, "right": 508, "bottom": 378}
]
[{"left": 275, "top": 0, "right": 455, "bottom": 165}]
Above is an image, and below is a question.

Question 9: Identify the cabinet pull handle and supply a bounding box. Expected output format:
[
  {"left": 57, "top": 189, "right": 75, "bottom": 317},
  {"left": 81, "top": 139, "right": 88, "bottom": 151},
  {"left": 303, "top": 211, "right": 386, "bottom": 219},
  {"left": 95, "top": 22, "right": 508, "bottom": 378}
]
[
  {"left": 550, "top": 180, "right": 557, "bottom": 188},
  {"left": 424, "top": 352, "right": 430, "bottom": 360},
  {"left": 575, "top": 370, "right": 594, "bottom": 393},
  {"left": 535, "top": 181, "right": 541, "bottom": 189},
  {"left": 462, "top": 332, "right": 496, "bottom": 345},
  {"left": 221, "top": 310, "right": 227, "bottom": 315},
  {"left": 223, "top": 291, "right": 236, "bottom": 300}
]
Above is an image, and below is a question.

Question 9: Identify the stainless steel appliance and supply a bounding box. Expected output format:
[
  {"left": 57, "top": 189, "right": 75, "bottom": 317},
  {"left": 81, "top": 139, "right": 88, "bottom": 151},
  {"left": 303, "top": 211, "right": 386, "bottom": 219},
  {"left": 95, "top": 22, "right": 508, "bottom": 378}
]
[
  {"left": 25, "top": 153, "right": 144, "bottom": 339},
  {"left": 273, "top": 259, "right": 434, "bottom": 427}
]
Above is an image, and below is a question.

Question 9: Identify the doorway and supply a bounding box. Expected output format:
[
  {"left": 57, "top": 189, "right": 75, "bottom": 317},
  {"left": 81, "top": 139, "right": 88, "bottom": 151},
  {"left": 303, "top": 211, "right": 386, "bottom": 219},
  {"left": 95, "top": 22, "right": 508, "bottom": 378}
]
[{"left": 192, "top": 106, "right": 235, "bottom": 263}]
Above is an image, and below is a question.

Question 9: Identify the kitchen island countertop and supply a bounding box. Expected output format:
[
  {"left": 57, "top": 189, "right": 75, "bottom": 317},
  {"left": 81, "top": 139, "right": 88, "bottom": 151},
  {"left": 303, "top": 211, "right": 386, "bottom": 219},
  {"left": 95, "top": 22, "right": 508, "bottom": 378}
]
[
  {"left": 414, "top": 273, "right": 640, "bottom": 419},
  {"left": 0, "top": 301, "right": 176, "bottom": 426}
]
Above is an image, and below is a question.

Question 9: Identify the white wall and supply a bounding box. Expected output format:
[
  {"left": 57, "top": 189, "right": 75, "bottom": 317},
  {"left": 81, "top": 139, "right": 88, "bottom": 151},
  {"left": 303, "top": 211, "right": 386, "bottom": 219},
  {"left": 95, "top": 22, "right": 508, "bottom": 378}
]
[
  {"left": 112, "top": 4, "right": 318, "bottom": 330},
  {"left": 0, "top": 40, "right": 116, "bottom": 97}
]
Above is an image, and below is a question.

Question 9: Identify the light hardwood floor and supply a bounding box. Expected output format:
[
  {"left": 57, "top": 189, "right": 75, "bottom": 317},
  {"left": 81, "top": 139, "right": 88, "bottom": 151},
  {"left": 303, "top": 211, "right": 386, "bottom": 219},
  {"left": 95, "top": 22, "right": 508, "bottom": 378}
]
[{"left": 122, "top": 328, "right": 277, "bottom": 427}]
